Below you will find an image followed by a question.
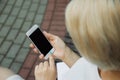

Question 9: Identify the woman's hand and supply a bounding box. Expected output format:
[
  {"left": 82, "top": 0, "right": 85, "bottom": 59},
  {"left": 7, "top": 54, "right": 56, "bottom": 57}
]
[
  {"left": 30, "top": 31, "right": 66, "bottom": 60},
  {"left": 30, "top": 31, "right": 80, "bottom": 67},
  {"left": 35, "top": 55, "right": 57, "bottom": 80}
]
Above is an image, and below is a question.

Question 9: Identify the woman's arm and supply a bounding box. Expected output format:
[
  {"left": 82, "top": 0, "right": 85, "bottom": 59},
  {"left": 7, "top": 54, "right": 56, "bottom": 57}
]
[{"left": 63, "top": 46, "right": 80, "bottom": 67}]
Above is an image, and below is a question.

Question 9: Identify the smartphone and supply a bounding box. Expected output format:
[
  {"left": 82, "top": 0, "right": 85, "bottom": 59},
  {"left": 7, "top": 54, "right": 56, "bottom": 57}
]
[{"left": 26, "top": 25, "right": 55, "bottom": 59}]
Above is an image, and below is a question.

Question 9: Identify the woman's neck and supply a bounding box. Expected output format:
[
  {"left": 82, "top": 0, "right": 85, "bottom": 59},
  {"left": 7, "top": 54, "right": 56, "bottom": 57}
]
[{"left": 99, "top": 69, "right": 120, "bottom": 80}]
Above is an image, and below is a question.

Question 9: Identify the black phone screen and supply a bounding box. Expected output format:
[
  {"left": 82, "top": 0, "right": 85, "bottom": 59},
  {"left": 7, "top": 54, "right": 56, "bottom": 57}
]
[{"left": 29, "top": 28, "right": 53, "bottom": 55}]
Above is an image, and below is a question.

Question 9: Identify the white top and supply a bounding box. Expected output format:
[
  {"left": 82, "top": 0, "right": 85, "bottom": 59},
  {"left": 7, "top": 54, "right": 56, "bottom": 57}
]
[
  {"left": 57, "top": 58, "right": 101, "bottom": 80},
  {"left": 6, "top": 75, "right": 24, "bottom": 80}
]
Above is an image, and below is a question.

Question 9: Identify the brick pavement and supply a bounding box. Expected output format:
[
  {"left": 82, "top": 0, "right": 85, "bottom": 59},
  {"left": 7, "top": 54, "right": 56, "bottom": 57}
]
[{"left": 0, "top": 0, "right": 69, "bottom": 80}]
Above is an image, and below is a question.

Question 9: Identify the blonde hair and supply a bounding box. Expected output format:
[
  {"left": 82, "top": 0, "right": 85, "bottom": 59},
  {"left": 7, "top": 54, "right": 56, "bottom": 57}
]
[{"left": 65, "top": 0, "right": 120, "bottom": 70}]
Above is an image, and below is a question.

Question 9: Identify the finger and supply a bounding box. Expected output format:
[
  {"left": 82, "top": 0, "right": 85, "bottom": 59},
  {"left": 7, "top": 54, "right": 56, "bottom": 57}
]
[
  {"left": 49, "top": 55, "right": 55, "bottom": 68},
  {"left": 33, "top": 48, "right": 39, "bottom": 53},
  {"left": 44, "top": 61, "right": 49, "bottom": 68},
  {"left": 39, "top": 54, "right": 44, "bottom": 59},
  {"left": 39, "top": 62, "right": 43, "bottom": 69},
  {"left": 35, "top": 65, "right": 39, "bottom": 74},
  {"left": 29, "top": 43, "right": 35, "bottom": 48},
  {"left": 35, "top": 65, "right": 39, "bottom": 71},
  {"left": 52, "top": 54, "right": 56, "bottom": 59}
]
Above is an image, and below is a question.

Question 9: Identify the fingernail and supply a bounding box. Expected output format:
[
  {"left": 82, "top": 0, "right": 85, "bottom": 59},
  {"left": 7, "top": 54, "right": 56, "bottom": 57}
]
[{"left": 43, "top": 31, "right": 47, "bottom": 33}]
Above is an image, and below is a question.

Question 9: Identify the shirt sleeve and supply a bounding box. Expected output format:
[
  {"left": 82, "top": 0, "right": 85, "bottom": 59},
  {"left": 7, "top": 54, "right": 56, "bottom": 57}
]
[
  {"left": 63, "top": 58, "right": 101, "bottom": 80},
  {"left": 6, "top": 75, "right": 24, "bottom": 80}
]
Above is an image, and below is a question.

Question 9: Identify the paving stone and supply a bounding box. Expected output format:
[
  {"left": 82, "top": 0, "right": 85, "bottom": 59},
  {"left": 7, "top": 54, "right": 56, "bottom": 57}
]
[
  {"left": 44, "top": 11, "right": 53, "bottom": 21},
  {"left": 15, "top": 48, "right": 29, "bottom": 62},
  {"left": 3, "top": 5, "right": 12, "bottom": 14},
  {"left": 34, "top": 14, "right": 43, "bottom": 25},
  {"left": 29, "top": 3, "right": 39, "bottom": 12},
  {"left": 0, "top": 41, "right": 12, "bottom": 54},
  {"left": 26, "top": 12, "right": 35, "bottom": 21},
  {"left": 0, "top": 27, "right": 10, "bottom": 37},
  {"left": 11, "top": 7, "right": 20, "bottom": 16},
  {"left": 47, "top": 4, "right": 54, "bottom": 12},
  {"left": 21, "top": 21, "right": 32, "bottom": 32},
  {"left": 50, "top": 25, "right": 66, "bottom": 31},
  {"left": 6, "top": 44, "right": 20, "bottom": 58},
  {"left": 33, "top": 0, "right": 40, "bottom": 3},
  {"left": 10, "top": 62, "right": 22, "bottom": 73},
  {"left": 27, "top": 77, "right": 34, "bottom": 80},
  {"left": 0, "top": 55, "right": 4, "bottom": 62},
  {"left": 40, "top": 0, "right": 48, "bottom": 4},
  {"left": 15, "top": 0, "right": 23, "bottom": 7},
  {"left": 14, "top": 32, "right": 26, "bottom": 44},
  {"left": 51, "top": 20, "right": 65, "bottom": 26},
  {"left": 22, "top": 1, "right": 31, "bottom": 9},
  {"left": 8, "top": 0, "right": 16, "bottom": 5},
  {"left": 37, "top": 5, "right": 46, "bottom": 14},
  {"left": 19, "top": 69, "right": 30, "bottom": 79},
  {"left": 30, "top": 69, "right": 34, "bottom": 77},
  {"left": 13, "top": 19, "right": 23, "bottom": 29},
  {"left": 6, "top": 29, "right": 18, "bottom": 40},
  {"left": 0, "top": 1, "right": 7, "bottom": 12},
  {"left": 5, "top": 16, "right": 16, "bottom": 26},
  {"left": 41, "top": 21, "right": 50, "bottom": 30},
  {"left": 1, "top": 58, "right": 13, "bottom": 68},
  {"left": 23, "top": 54, "right": 37, "bottom": 68},
  {"left": 18, "top": 9, "right": 28, "bottom": 18},
  {"left": 0, "top": 14, "right": 8, "bottom": 23},
  {"left": 0, "top": 24, "right": 2, "bottom": 29},
  {"left": 0, "top": 38, "right": 3, "bottom": 45},
  {"left": 23, "top": 38, "right": 31, "bottom": 48}
]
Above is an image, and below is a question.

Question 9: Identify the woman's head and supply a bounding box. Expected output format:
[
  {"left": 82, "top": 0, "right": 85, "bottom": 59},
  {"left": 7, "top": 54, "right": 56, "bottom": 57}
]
[{"left": 65, "top": 0, "right": 120, "bottom": 70}]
